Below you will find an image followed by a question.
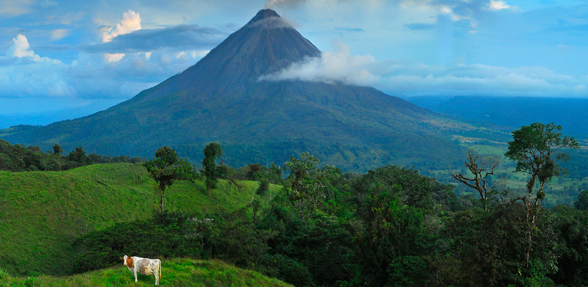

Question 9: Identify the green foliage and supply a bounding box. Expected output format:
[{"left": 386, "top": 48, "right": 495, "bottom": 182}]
[
  {"left": 66, "top": 147, "right": 93, "bottom": 166},
  {"left": 574, "top": 190, "right": 588, "bottom": 211},
  {"left": 5, "top": 147, "right": 588, "bottom": 287},
  {"left": 549, "top": 205, "right": 588, "bottom": 286},
  {"left": 504, "top": 122, "right": 580, "bottom": 273},
  {"left": 143, "top": 146, "right": 198, "bottom": 212},
  {"left": 283, "top": 152, "right": 342, "bottom": 219},
  {"left": 52, "top": 143, "right": 63, "bottom": 156},
  {"left": 269, "top": 254, "right": 314, "bottom": 287},
  {"left": 386, "top": 256, "right": 428, "bottom": 287},
  {"left": 230, "top": 162, "right": 283, "bottom": 184},
  {"left": 0, "top": 163, "right": 268, "bottom": 276},
  {"left": 203, "top": 143, "right": 223, "bottom": 195},
  {"left": 442, "top": 201, "right": 558, "bottom": 286},
  {"left": 505, "top": 122, "right": 579, "bottom": 187},
  {"left": 72, "top": 211, "right": 197, "bottom": 274},
  {"left": 71, "top": 209, "right": 277, "bottom": 276},
  {"left": 0, "top": 140, "right": 141, "bottom": 172},
  {"left": 256, "top": 178, "right": 270, "bottom": 196},
  {"left": 353, "top": 165, "right": 435, "bottom": 209},
  {"left": 352, "top": 183, "right": 432, "bottom": 286}
]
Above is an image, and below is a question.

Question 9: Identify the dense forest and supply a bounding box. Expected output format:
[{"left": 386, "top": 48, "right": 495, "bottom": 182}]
[
  {"left": 70, "top": 123, "right": 587, "bottom": 287},
  {"left": 0, "top": 139, "right": 143, "bottom": 172},
  {"left": 2, "top": 123, "right": 588, "bottom": 286}
]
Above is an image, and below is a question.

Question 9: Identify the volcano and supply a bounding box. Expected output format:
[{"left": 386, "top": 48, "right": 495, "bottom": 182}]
[{"left": 0, "top": 9, "right": 465, "bottom": 171}]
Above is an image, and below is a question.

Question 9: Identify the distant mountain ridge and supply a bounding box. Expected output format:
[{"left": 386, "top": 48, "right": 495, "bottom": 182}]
[
  {"left": 0, "top": 9, "right": 469, "bottom": 172},
  {"left": 406, "top": 96, "right": 588, "bottom": 138}
]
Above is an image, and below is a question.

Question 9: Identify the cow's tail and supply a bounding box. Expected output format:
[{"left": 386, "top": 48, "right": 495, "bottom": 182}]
[{"left": 159, "top": 259, "right": 162, "bottom": 280}]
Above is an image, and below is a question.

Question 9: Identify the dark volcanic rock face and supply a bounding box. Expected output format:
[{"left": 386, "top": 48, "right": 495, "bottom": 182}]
[{"left": 0, "top": 9, "right": 463, "bottom": 171}]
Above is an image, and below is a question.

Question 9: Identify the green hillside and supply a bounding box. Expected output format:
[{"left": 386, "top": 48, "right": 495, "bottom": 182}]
[
  {"left": 0, "top": 258, "right": 292, "bottom": 286},
  {"left": 0, "top": 163, "right": 275, "bottom": 276}
]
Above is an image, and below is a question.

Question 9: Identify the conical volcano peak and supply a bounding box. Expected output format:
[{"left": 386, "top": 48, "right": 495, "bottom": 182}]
[
  {"left": 250, "top": 9, "right": 280, "bottom": 22},
  {"left": 246, "top": 9, "right": 288, "bottom": 28}
]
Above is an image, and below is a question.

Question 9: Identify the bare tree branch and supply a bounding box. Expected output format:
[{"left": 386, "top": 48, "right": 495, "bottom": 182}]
[{"left": 451, "top": 149, "right": 499, "bottom": 210}]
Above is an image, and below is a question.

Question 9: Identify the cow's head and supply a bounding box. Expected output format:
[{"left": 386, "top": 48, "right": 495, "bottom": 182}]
[{"left": 120, "top": 255, "right": 134, "bottom": 267}]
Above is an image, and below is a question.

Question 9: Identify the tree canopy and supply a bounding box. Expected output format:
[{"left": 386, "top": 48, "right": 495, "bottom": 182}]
[
  {"left": 143, "top": 146, "right": 197, "bottom": 212},
  {"left": 202, "top": 143, "right": 223, "bottom": 196}
]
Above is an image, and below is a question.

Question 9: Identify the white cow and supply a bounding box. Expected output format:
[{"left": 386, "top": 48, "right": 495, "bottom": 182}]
[{"left": 121, "top": 255, "right": 162, "bottom": 285}]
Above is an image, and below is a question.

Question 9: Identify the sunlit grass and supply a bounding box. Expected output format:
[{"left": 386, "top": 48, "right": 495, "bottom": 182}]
[
  {"left": 0, "top": 258, "right": 292, "bottom": 286},
  {"left": 0, "top": 163, "right": 272, "bottom": 276}
]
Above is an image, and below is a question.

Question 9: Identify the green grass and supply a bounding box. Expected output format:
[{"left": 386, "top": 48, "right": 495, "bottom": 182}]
[
  {"left": 0, "top": 258, "right": 292, "bottom": 286},
  {"left": 0, "top": 163, "right": 276, "bottom": 276}
]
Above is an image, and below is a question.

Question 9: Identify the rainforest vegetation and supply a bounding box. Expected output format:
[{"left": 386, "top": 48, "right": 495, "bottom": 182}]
[{"left": 1, "top": 123, "right": 588, "bottom": 286}]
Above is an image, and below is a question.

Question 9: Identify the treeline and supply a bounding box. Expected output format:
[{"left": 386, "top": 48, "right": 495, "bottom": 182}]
[{"left": 0, "top": 139, "right": 143, "bottom": 172}]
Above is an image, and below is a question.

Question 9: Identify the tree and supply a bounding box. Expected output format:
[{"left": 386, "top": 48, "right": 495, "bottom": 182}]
[
  {"left": 283, "top": 152, "right": 341, "bottom": 219},
  {"left": 67, "top": 146, "right": 93, "bottom": 165},
  {"left": 504, "top": 122, "right": 579, "bottom": 269},
  {"left": 451, "top": 149, "right": 499, "bottom": 210},
  {"left": 52, "top": 143, "right": 64, "bottom": 156},
  {"left": 202, "top": 143, "right": 222, "bottom": 196},
  {"left": 143, "top": 146, "right": 196, "bottom": 212},
  {"left": 575, "top": 190, "right": 588, "bottom": 211}
]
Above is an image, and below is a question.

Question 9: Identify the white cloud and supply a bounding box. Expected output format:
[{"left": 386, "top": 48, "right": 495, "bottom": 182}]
[
  {"left": 104, "top": 53, "right": 125, "bottom": 63},
  {"left": 5, "top": 34, "right": 62, "bottom": 64},
  {"left": 259, "top": 42, "right": 588, "bottom": 97},
  {"left": 102, "top": 10, "right": 141, "bottom": 43},
  {"left": 101, "top": 10, "right": 142, "bottom": 63},
  {"left": 260, "top": 42, "right": 380, "bottom": 86},
  {"left": 487, "top": 0, "right": 511, "bottom": 11},
  {"left": 6, "top": 34, "right": 35, "bottom": 58},
  {"left": 0, "top": 34, "right": 208, "bottom": 101}
]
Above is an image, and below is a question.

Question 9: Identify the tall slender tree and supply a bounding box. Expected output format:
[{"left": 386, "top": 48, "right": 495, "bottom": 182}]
[
  {"left": 505, "top": 122, "right": 579, "bottom": 269},
  {"left": 202, "top": 143, "right": 223, "bottom": 196},
  {"left": 144, "top": 146, "right": 196, "bottom": 212}
]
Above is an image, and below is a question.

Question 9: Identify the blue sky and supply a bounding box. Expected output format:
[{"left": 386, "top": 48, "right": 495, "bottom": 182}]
[{"left": 0, "top": 0, "right": 587, "bottom": 121}]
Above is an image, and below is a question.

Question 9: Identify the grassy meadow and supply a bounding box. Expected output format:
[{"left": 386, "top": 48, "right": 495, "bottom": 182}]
[
  {"left": 0, "top": 163, "right": 278, "bottom": 276},
  {"left": 0, "top": 258, "right": 291, "bottom": 286}
]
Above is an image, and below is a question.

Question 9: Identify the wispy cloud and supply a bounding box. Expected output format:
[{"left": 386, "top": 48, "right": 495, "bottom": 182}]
[
  {"left": 82, "top": 25, "right": 226, "bottom": 54},
  {"left": 260, "top": 41, "right": 588, "bottom": 97},
  {"left": 0, "top": 0, "right": 33, "bottom": 17},
  {"left": 51, "top": 29, "right": 69, "bottom": 40},
  {"left": 40, "top": 0, "right": 58, "bottom": 8},
  {"left": 0, "top": 32, "right": 209, "bottom": 100}
]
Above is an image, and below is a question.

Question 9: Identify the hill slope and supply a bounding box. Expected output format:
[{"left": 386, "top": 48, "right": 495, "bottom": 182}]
[
  {"left": 0, "top": 258, "right": 291, "bottom": 286},
  {"left": 0, "top": 9, "right": 474, "bottom": 171},
  {"left": 0, "top": 163, "right": 273, "bottom": 276}
]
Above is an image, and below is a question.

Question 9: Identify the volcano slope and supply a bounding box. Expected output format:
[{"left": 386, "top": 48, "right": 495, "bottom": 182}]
[{"left": 0, "top": 9, "right": 478, "bottom": 171}]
